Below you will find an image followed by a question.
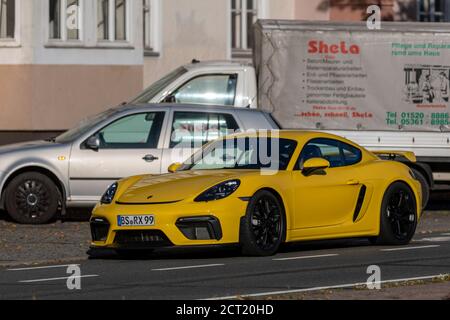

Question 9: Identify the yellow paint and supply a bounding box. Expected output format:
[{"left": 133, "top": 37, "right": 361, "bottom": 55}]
[{"left": 91, "top": 131, "right": 422, "bottom": 249}]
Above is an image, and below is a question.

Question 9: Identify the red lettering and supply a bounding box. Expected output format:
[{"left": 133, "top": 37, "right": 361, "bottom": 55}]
[{"left": 308, "top": 40, "right": 360, "bottom": 55}]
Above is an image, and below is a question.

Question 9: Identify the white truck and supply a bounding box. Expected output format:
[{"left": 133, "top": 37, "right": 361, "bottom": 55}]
[{"left": 132, "top": 20, "right": 450, "bottom": 206}]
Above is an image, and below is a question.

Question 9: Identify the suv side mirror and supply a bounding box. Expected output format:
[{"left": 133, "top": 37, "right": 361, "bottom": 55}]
[
  {"left": 85, "top": 135, "right": 100, "bottom": 151},
  {"left": 168, "top": 162, "right": 182, "bottom": 173},
  {"left": 302, "top": 158, "right": 330, "bottom": 176}
]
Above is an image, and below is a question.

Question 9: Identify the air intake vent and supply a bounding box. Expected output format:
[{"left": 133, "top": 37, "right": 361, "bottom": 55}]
[{"left": 353, "top": 185, "right": 367, "bottom": 222}]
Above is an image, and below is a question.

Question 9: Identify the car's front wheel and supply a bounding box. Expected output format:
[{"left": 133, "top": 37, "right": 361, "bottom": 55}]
[
  {"left": 373, "top": 182, "right": 418, "bottom": 245},
  {"left": 240, "top": 190, "right": 286, "bottom": 256},
  {"left": 5, "top": 172, "right": 60, "bottom": 224}
]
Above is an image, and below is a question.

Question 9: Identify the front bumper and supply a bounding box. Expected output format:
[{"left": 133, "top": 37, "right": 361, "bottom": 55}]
[{"left": 90, "top": 197, "right": 248, "bottom": 249}]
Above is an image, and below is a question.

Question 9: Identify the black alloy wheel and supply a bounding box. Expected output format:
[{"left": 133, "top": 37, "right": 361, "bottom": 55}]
[
  {"left": 240, "top": 190, "right": 285, "bottom": 256},
  {"left": 5, "top": 172, "right": 59, "bottom": 224}
]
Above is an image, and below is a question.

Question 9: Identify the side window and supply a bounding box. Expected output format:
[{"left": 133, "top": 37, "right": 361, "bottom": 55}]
[
  {"left": 171, "top": 74, "right": 238, "bottom": 106},
  {"left": 98, "top": 112, "right": 165, "bottom": 149},
  {"left": 297, "top": 138, "right": 362, "bottom": 169},
  {"left": 170, "top": 112, "right": 239, "bottom": 148}
]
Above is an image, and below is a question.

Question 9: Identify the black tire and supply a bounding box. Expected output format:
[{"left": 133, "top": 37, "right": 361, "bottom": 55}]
[
  {"left": 4, "top": 172, "right": 60, "bottom": 224},
  {"left": 240, "top": 190, "right": 286, "bottom": 256},
  {"left": 373, "top": 182, "right": 418, "bottom": 245},
  {"left": 411, "top": 168, "right": 430, "bottom": 209}
]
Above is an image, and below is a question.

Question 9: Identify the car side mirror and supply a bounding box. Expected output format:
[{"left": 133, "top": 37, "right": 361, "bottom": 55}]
[
  {"left": 163, "top": 94, "right": 176, "bottom": 103},
  {"left": 302, "top": 158, "right": 330, "bottom": 176},
  {"left": 168, "top": 162, "right": 182, "bottom": 173},
  {"left": 85, "top": 135, "right": 100, "bottom": 151}
]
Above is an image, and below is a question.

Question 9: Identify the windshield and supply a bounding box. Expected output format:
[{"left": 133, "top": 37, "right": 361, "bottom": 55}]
[
  {"left": 131, "top": 67, "right": 188, "bottom": 104},
  {"left": 55, "top": 108, "right": 119, "bottom": 143},
  {"left": 181, "top": 137, "right": 298, "bottom": 171}
]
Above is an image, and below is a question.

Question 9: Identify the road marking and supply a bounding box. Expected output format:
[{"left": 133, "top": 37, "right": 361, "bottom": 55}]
[
  {"left": 207, "top": 274, "right": 450, "bottom": 300},
  {"left": 8, "top": 264, "right": 80, "bottom": 272},
  {"left": 152, "top": 264, "right": 225, "bottom": 271},
  {"left": 273, "top": 253, "right": 339, "bottom": 261},
  {"left": 380, "top": 245, "right": 440, "bottom": 252},
  {"left": 19, "top": 275, "right": 99, "bottom": 283}
]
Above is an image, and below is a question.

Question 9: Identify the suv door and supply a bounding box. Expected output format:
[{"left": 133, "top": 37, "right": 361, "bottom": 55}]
[
  {"left": 160, "top": 110, "right": 241, "bottom": 172},
  {"left": 69, "top": 111, "right": 167, "bottom": 202}
]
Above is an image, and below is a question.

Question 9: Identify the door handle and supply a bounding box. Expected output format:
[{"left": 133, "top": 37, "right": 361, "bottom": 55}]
[
  {"left": 143, "top": 155, "right": 159, "bottom": 162},
  {"left": 347, "top": 179, "right": 360, "bottom": 185}
]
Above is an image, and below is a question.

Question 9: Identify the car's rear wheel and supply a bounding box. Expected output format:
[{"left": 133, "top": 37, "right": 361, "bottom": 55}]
[
  {"left": 373, "top": 182, "right": 417, "bottom": 245},
  {"left": 240, "top": 190, "right": 285, "bottom": 256},
  {"left": 5, "top": 172, "right": 59, "bottom": 225}
]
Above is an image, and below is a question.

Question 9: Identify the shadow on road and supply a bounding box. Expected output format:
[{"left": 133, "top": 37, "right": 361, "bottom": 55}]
[{"left": 87, "top": 237, "right": 373, "bottom": 262}]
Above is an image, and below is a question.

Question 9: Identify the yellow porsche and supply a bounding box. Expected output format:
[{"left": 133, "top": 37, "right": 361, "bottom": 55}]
[{"left": 90, "top": 131, "right": 422, "bottom": 256}]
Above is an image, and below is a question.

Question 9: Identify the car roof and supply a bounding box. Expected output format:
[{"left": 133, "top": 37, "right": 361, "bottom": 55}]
[
  {"left": 183, "top": 60, "right": 253, "bottom": 70},
  {"left": 116, "top": 103, "right": 269, "bottom": 114},
  {"left": 223, "top": 130, "right": 366, "bottom": 147}
]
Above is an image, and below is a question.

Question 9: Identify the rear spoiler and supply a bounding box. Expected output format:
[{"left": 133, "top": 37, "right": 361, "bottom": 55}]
[{"left": 371, "top": 150, "right": 416, "bottom": 163}]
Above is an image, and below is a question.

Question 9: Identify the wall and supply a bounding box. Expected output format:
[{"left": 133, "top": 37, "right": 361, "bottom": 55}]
[{"left": 143, "top": 0, "right": 229, "bottom": 86}]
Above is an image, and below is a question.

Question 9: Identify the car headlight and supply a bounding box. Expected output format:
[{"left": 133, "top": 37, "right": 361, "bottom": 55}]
[
  {"left": 101, "top": 182, "right": 118, "bottom": 204},
  {"left": 195, "top": 180, "right": 241, "bottom": 202}
]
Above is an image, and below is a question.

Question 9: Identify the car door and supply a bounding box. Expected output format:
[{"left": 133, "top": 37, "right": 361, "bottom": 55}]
[
  {"left": 292, "top": 138, "right": 363, "bottom": 230},
  {"left": 160, "top": 110, "right": 241, "bottom": 172},
  {"left": 68, "top": 111, "right": 167, "bottom": 203}
]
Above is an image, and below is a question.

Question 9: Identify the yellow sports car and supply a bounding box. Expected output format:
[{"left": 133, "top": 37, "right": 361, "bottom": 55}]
[{"left": 90, "top": 131, "right": 422, "bottom": 256}]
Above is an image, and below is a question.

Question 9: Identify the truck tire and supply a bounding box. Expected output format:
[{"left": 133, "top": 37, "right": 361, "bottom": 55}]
[
  {"left": 240, "top": 190, "right": 286, "bottom": 256},
  {"left": 5, "top": 172, "right": 59, "bottom": 225},
  {"left": 411, "top": 168, "right": 430, "bottom": 209},
  {"left": 373, "top": 182, "right": 418, "bottom": 246}
]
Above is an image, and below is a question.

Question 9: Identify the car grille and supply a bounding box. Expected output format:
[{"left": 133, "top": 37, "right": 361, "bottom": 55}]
[
  {"left": 90, "top": 218, "right": 110, "bottom": 242},
  {"left": 114, "top": 230, "right": 173, "bottom": 247}
]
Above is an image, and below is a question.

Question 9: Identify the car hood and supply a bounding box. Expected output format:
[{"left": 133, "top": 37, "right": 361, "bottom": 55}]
[
  {"left": 117, "top": 170, "right": 256, "bottom": 204},
  {"left": 0, "top": 140, "right": 61, "bottom": 155}
]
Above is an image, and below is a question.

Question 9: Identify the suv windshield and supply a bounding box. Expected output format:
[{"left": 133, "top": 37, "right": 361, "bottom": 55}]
[
  {"left": 55, "top": 108, "right": 120, "bottom": 143},
  {"left": 182, "top": 137, "right": 298, "bottom": 171},
  {"left": 131, "top": 67, "right": 188, "bottom": 104}
]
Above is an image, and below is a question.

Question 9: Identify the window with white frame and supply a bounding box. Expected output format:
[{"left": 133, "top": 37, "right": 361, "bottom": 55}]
[
  {"left": 231, "top": 0, "right": 261, "bottom": 56},
  {"left": 418, "top": 0, "right": 449, "bottom": 22},
  {"left": 97, "top": 0, "right": 128, "bottom": 42},
  {"left": 143, "top": 0, "right": 160, "bottom": 53},
  {"left": 49, "top": 0, "right": 81, "bottom": 41},
  {"left": 0, "top": 0, "right": 15, "bottom": 39}
]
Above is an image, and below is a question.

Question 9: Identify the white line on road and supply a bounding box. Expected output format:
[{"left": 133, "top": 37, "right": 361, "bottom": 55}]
[
  {"left": 273, "top": 254, "right": 339, "bottom": 261},
  {"left": 152, "top": 264, "right": 225, "bottom": 271},
  {"left": 19, "top": 275, "right": 99, "bottom": 283},
  {"left": 8, "top": 264, "right": 80, "bottom": 272},
  {"left": 380, "top": 245, "right": 440, "bottom": 252},
  {"left": 207, "top": 274, "right": 450, "bottom": 300}
]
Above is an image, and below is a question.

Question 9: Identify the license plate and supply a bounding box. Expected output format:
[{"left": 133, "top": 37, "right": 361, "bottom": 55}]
[{"left": 117, "top": 215, "right": 155, "bottom": 227}]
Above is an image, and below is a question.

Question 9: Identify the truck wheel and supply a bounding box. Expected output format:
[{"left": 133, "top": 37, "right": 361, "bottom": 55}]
[
  {"left": 5, "top": 172, "right": 59, "bottom": 225},
  {"left": 373, "top": 182, "right": 417, "bottom": 246},
  {"left": 411, "top": 168, "right": 430, "bottom": 209},
  {"left": 240, "top": 190, "right": 285, "bottom": 256}
]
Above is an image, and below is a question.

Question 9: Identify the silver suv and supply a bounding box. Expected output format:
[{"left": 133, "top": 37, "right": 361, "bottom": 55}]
[{"left": 0, "top": 104, "right": 279, "bottom": 224}]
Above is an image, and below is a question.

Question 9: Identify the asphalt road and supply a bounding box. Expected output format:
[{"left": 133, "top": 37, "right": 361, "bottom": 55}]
[{"left": 0, "top": 231, "right": 449, "bottom": 300}]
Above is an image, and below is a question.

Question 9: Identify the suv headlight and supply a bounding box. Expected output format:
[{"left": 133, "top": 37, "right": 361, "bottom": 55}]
[
  {"left": 195, "top": 180, "right": 241, "bottom": 202},
  {"left": 101, "top": 182, "right": 118, "bottom": 204}
]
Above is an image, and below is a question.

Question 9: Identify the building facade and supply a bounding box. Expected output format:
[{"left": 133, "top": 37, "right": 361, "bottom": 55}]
[{"left": 0, "top": 0, "right": 447, "bottom": 142}]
